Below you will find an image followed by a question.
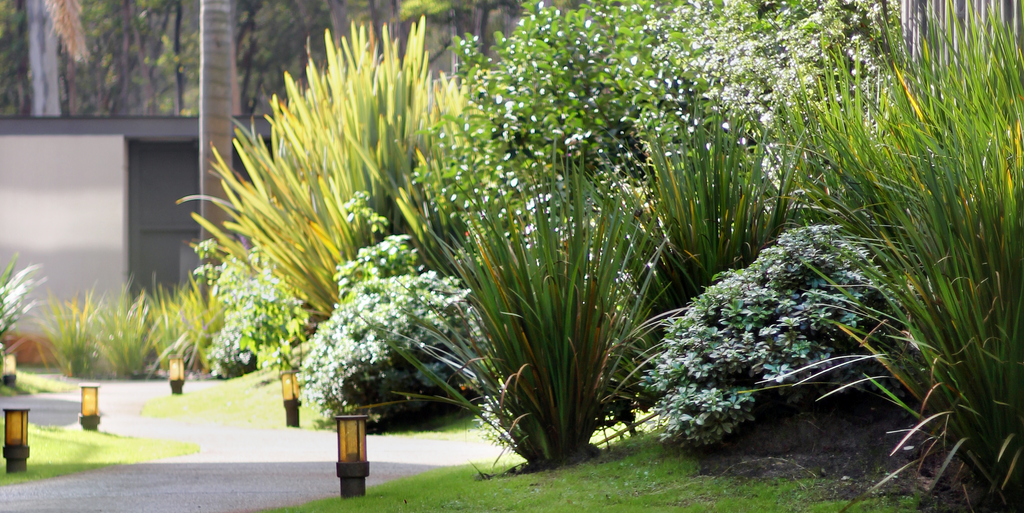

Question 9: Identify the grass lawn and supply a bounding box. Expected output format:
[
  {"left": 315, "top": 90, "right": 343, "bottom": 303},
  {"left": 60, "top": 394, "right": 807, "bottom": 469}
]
[
  {"left": 141, "top": 370, "right": 486, "bottom": 441},
  {"left": 142, "top": 370, "right": 330, "bottom": 430},
  {"left": 0, "top": 422, "right": 198, "bottom": 486},
  {"left": 263, "top": 435, "right": 916, "bottom": 513},
  {"left": 0, "top": 371, "right": 77, "bottom": 396}
]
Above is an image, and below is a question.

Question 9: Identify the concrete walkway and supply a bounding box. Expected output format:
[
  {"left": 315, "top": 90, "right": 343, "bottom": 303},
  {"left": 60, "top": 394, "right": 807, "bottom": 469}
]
[{"left": 0, "top": 380, "right": 503, "bottom": 513}]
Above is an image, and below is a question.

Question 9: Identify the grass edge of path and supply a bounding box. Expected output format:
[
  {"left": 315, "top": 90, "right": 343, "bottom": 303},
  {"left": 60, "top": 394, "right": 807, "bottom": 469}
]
[{"left": 0, "top": 422, "right": 199, "bottom": 487}]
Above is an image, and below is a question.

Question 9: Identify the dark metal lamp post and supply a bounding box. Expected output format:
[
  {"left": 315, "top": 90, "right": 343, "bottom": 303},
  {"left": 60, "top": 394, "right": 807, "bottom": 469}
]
[
  {"left": 335, "top": 414, "right": 369, "bottom": 498},
  {"left": 3, "top": 408, "right": 29, "bottom": 473},
  {"left": 3, "top": 354, "right": 16, "bottom": 387},
  {"left": 79, "top": 383, "right": 100, "bottom": 431},
  {"left": 280, "top": 370, "right": 300, "bottom": 428},
  {"left": 169, "top": 354, "right": 185, "bottom": 395}
]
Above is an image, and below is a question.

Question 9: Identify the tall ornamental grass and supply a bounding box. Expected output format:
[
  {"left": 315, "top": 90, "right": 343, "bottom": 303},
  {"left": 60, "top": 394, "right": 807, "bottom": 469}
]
[
  {"left": 399, "top": 170, "right": 657, "bottom": 466},
  {"left": 151, "top": 278, "right": 224, "bottom": 373},
  {"left": 793, "top": 13, "right": 1024, "bottom": 502},
  {"left": 94, "top": 285, "right": 154, "bottom": 378},
  {"left": 643, "top": 116, "right": 797, "bottom": 315},
  {"left": 196, "top": 19, "right": 465, "bottom": 318},
  {"left": 0, "top": 255, "right": 42, "bottom": 342},
  {"left": 38, "top": 292, "right": 98, "bottom": 378}
]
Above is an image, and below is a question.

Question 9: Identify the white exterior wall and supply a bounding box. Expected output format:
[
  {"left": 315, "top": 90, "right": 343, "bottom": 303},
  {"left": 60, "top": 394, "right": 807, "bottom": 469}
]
[{"left": 0, "top": 135, "right": 127, "bottom": 312}]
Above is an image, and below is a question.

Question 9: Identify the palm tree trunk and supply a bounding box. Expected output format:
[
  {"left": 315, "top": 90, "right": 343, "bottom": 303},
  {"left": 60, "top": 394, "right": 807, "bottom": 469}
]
[{"left": 199, "top": 0, "right": 233, "bottom": 240}]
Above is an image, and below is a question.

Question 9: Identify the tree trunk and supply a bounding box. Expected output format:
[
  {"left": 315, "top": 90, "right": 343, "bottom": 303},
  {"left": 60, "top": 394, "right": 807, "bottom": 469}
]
[
  {"left": 229, "top": 0, "right": 240, "bottom": 116},
  {"left": 474, "top": 2, "right": 490, "bottom": 52},
  {"left": 328, "top": 0, "right": 347, "bottom": 46},
  {"left": 66, "top": 57, "right": 76, "bottom": 115},
  {"left": 200, "top": 0, "right": 233, "bottom": 240},
  {"left": 133, "top": 22, "right": 155, "bottom": 114},
  {"left": 368, "top": 0, "right": 381, "bottom": 39},
  {"left": 121, "top": 0, "right": 131, "bottom": 114},
  {"left": 27, "top": 0, "right": 61, "bottom": 116},
  {"left": 174, "top": 0, "right": 183, "bottom": 115}
]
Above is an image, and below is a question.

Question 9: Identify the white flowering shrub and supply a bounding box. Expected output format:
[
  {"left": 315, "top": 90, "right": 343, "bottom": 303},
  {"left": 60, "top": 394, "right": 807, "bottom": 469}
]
[
  {"left": 650, "top": 0, "right": 894, "bottom": 124},
  {"left": 199, "top": 243, "right": 308, "bottom": 378},
  {"left": 645, "top": 226, "right": 893, "bottom": 446},
  {"left": 302, "top": 238, "right": 470, "bottom": 427}
]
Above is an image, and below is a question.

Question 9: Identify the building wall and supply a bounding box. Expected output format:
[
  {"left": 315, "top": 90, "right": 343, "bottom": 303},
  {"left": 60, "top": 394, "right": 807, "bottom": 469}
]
[{"left": 0, "top": 135, "right": 127, "bottom": 310}]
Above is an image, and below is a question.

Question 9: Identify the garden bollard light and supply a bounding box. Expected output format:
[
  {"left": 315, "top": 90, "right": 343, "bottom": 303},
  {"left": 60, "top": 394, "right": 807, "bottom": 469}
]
[
  {"left": 3, "top": 408, "right": 29, "bottom": 473},
  {"left": 3, "top": 354, "right": 16, "bottom": 387},
  {"left": 79, "top": 383, "right": 100, "bottom": 431},
  {"left": 335, "top": 415, "right": 369, "bottom": 498},
  {"left": 169, "top": 354, "right": 185, "bottom": 395},
  {"left": 280, "top": 370, "right": 300, "bottom": 428}
]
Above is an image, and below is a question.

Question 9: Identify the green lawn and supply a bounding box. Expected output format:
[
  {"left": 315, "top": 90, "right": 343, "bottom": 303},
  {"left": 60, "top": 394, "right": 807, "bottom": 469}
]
[
  {"left": 141, "top": 370, "right": 485, "bottom": 441},
  {"left": 0, "top": 422, "right": 198, "bottom": 486},
  {"left": 142, "top": 370, "right": 330, "bottom": 430},
  {"left": 0, "top": 371, "right": 77, "bottom": 396},
  {"left": 262, "top": 434, "right": 915, "bottom": 513}
]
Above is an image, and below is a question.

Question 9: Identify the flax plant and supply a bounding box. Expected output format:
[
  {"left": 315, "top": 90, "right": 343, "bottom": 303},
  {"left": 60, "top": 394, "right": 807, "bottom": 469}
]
[
  {"left": 195, "top": 19, "right": 465, "bottom": 318},
  {"left": 151, "top": 278, "right": 223, "bottom": 373},
  {"left": 643, "top": 116, "right": 798, "bottom": 315},
  {"left": 0, "top": 255, "right": 42, "bottom": 342},
  {"left": 792, "top": 12, "right": 1024, "bottom": 502},
  {"left": 399, "top": 169, "right": 658, "bottom": 465},
  {"left": 38, "top": 292, "right": 98, "bottom": 378},
  {"left": 94, "top": 285, "right": 154, "bottom": 378}
]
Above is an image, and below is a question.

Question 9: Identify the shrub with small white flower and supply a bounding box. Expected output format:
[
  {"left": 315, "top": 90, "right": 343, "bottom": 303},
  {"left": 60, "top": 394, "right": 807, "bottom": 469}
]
[
  {"left": 645, "top": 225, "right": 893, "bottom": 446},
  {"left": 650, "top": 0, "right": 894, "bottom": 125}
]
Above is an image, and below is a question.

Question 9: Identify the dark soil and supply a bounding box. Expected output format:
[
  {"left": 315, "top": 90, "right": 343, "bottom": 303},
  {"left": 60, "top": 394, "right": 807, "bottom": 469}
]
[{"left": 695, "top": 394, "right": 994, "bottom": 512}]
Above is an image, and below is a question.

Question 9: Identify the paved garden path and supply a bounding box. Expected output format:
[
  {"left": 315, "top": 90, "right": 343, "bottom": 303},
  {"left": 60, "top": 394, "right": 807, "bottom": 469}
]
[{"left": 0, "top": 380, "right": 503, "bottom": 513}]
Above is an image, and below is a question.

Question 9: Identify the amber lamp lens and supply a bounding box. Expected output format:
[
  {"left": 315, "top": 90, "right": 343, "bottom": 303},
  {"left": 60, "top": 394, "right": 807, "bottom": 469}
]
[
  {"left": 292, "top": 375, "right": 300, "bottom": 400},
  {"left": 81, "top": 386, "right": 99, "bottom": 416},
  {"left": 4, "top": 409, "right": 27, "bottom": 446},
  {"left": 169, "top": 357, "right": 184, "bottom": 381},
  {"left": 4, "top": 354, "right": 14, "bottom": 376},
  {"left": 336, "top": 416, "right": 367, "bottom": 463},
  {"left": 281, "top": 372, "right": 295, "bottom": 401}
]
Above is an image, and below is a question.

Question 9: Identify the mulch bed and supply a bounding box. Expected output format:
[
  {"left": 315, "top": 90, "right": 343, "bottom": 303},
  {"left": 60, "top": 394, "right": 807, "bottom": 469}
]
[{"left": 695, "top": 393, "right": 995, "bottom": 512}]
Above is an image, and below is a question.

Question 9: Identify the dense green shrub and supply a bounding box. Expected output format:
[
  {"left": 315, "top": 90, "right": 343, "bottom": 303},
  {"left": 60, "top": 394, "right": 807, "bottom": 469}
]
[
  {"left": 650, "top": 0, "right": 892, "bottom": 124},
  {"left": 647, "top": 226, "right": 891, "bottom": 446},
  {"left": 198, "top": 242, "right": 308, "bottom": 377},
  {"left": 455, "top": 0, "right": 678, "bottom": 179},
  {"left": 790, "top": 16, "right": 1024, "bottom": 501},
  {"left": 303, "top": 237, "right": 468, "bottom": 426}
]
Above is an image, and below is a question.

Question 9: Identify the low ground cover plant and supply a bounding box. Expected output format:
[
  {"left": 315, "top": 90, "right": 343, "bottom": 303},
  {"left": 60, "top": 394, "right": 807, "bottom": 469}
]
[
  {"left": 647, "top": 225, "right": 892, "bottom": 446},
  {"left": 302, "top": 236, "right": 469, "bottom": 427}
]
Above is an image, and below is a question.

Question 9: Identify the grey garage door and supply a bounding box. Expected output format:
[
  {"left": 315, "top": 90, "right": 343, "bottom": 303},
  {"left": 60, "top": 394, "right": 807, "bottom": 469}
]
[{"left": 127, "top": 140, "right": 201, "bottom": 292}]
